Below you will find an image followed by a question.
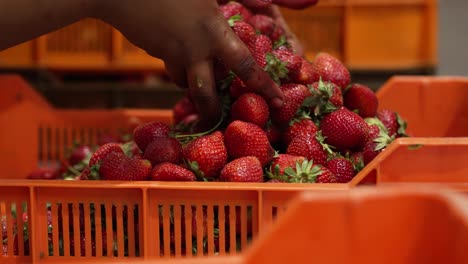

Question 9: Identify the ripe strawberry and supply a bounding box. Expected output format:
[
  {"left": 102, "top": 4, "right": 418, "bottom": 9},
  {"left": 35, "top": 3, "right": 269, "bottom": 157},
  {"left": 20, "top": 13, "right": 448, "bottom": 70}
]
[
  {"left": 248, "top": 34, "right": 272, "bottom": 68},
  {"left": 282, "top": 117, "right": 318, "bottom": 146},
  {"left": 306, "top": 80, "right": 343, "bottom": 116},
  {"left": 286, "top": 134, "right": 328, "bottom": 166},
  {"left": 312, "top": 52, "right": 351, "bottom": 90},
  {"left": 344, "top": 83, "right": 378, "bottom": 118},
  {"left": 326, "top": 157, "right": 355, "bottom": 183},
  {"left": 272, "top": 48, "right": 303, "bottom": 81},
  {"left": 247, "top": 14, "right": 285, "bottom": 42},
  {"left": 315, "top": 166, "right": 337, "bottom": 183},
  {"left": 229, "top": 77, "right": 251, "bottom": 98},
  {"left": 294, "top": 59, "right": 315, "bottom": 85},
  {"left": 220, "top": 156, "right": 263, "bottom": 182},
  {"left": 173, "top": 96, "right": 197, "bottom": 124},
  {"left": 231, "top": 93, "right": 270, "bottom": 127},
  {"left": 270, "top": 84, "right": 310, "bottom": 126},
  {"left": 27, "top": 168, "right": 58, "bottom": 180},
  {"left": 133, "top": 121, "right": 170, "bottom": 151},
  {"left": 376, "top": 109, "right": 408, "bottom": 138},
  {"left": 361, "top": 120, "right": 393, "bottom": 164},
  {"left": 219, "top": 2, "right": 252, "bottom": 21},
  {"left": 143, "top": 137, "right": 182, "bottom": 166},
  {"left": 350, "top": 152, "right": 365, "bottom": 172},
  {"left": 267, "top": 154, "right": 305, "bottom": 180},
  {"left": 89, "top": 143, "right": 123, "bottom": 167},
  {"left": 99, "top": 152, "right": 151, "bottom": 181},
  {"left": 231, "top": 21, "right": 256, "bottom": 45},
  {"left": 320, "top": 108, "right": 369, "bottom": 151},
  {"left": 183, "top": 131, "right": 228, "bottom": 179},
  {"left": 68, "top": 145, "right": 92, "bottom": 166},
  {"left": 151, "top": 163, "right": 196, "bottom": 182},
  {"left": 224, "top": 121, "right": 274, "bottom": 166}
]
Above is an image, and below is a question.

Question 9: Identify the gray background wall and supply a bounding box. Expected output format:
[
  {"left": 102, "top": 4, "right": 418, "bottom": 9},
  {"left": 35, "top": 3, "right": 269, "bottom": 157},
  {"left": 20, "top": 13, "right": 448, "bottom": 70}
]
[{"left": 437, "top": 0, "right": 468, "bottom": 76}]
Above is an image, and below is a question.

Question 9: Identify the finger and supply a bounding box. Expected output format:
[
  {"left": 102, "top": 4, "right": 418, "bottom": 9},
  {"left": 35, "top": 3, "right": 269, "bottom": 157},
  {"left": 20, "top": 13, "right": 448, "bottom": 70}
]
[
  {"left": 186, "top": 60, "right": 221, "bottom": 127},
  {"left": 165, "top": 61, "right": 188, "bottom": 88},
  {"left": 240, "top": 0, "right": 272, "bottom": 9},
  {"left": 272, "top": 0, "right": 319, "bottom": 9},
  {"left": 208, "top": 15, "right": 284, "bottom": 107}
]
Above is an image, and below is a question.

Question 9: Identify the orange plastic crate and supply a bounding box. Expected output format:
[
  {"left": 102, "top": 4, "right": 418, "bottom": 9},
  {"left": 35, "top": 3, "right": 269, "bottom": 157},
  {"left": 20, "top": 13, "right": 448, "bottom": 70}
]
[
  {"left": 0, "top": 1, "right": 437, "bottom": 72},
  {"left": 281, "top": 0, "right": 437, "bottom": 70},
  {"left": 376, "top": 76, "right": 468, "bottom": 137}
]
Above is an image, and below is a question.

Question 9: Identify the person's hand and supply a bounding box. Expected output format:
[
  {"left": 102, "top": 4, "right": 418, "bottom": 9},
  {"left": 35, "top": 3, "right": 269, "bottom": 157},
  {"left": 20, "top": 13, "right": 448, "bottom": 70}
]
[{"left": 94, "top": 0, "right": 318, "bottom": 127}]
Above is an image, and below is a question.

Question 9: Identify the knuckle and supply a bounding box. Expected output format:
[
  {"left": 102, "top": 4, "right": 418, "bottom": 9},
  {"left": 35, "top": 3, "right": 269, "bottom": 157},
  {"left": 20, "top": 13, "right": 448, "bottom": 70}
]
[{"left": 235, "top": 54, "right": 256, "bottom": 80}]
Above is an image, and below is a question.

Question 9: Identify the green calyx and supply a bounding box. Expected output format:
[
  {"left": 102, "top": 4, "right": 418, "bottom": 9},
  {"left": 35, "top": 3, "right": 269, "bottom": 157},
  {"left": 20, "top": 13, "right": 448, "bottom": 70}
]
[
  {"left": 228, "top": 14, "right": 242, "bottom": 27},
  {"left": 316, "top": 130, "right": 334, "bottom": 155},
  {"left": 373, "top": 130, "right": 393, "bottom": 152},
  {"left": 304, "top": 78, "right": 338, "bottom": 117},
  {"left": 88, "top": 163, "right": 101, "bottom": 180},
  {"left": 396, "top": 113, "right": 409, "bottom": 137},
  {"left": 364, "top": 117, "right": 388, "bottom": 134},
  {"left": 285, "top": 160, "right": 322, "bottom": 183},
  {"left": 264, "top": 53, "right": 289, "bottom": 85},
  {"left": 273, "top": 35, "right": 290, "bottom": 50},
  {"left": 186, "top": 160, "right": 210, "bottom": 182}
]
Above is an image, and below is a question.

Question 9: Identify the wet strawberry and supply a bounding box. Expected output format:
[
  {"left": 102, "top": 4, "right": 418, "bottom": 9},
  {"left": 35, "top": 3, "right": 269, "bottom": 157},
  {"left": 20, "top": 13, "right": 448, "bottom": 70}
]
[
  {"left": 133, "top": 121, "right": 170, "bottom": 151},
  {"left": 219, "top": 2, "right": 252, "bottom": 21},
  {"left": 270, "top": 84, "right": 310, "bottom": 126},
  {"left": 282, "top": 116, "right": 318, "bottom": 146},
  {"left": 326, "top": 157, "right": 355, "bottom": 183},
  {"left": 220, "top": 156, "right": 264, "bottom": 182},
  {"left": 99, "top": 152, "right": 151, "bottom": 181},
  {"left": 315, "top": 166, "right": 337, "bottom": 183},
  {"left": 344, "top": 83, "right": 378, "bottom": 118},
  {"left": 143, "top": 137, "right": 182, "bottom": 166},
  {"left": 286, "top": 134, "right": 328, "bottom": 166},
  {"left": 183, "top": 131, "right": 228, "bottom": 179},
  {"left": 224, "top": 121, "right": 274, "bottom": 166},
  {"left": 89, "top": 143, "right": 123, "bottom": 167},
  {"left": 231, "top": 93, "right": 270, "bottom": 127},
  {"left": 312, "top": 52, "right": 350, "bottom": 90},
  {"left": 151, "top": 163, "right": 196, "bottom": 182}
]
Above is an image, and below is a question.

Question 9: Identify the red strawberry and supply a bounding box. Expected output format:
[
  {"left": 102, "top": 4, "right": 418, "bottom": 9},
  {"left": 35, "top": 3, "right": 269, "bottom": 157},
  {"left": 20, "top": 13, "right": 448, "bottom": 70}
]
[
  {"left": 270, "top": 84, "right": 310, "bottom": 126},
  {"left": 99, "top": 152, "right": 151, "bottom": 181},
  {"left": 247, "top": 14, "right": 285, "bottom": 42},
  {"left": 320, "top": 108, "right": 369, "bottom": 151},
  {"left": 248, "top": 35, "right": 272, "bottom": 68},
  {"left": 326, "top": 157, "right": 355, "bottom": 183},
  {"left": 350, "top": 152, "right": 365, "bottom": 172},
  {"left": 27, "top": 168, "right": 58, "bottom": 180},
  {"left": 68, "top": 145, "right": 92, "bottom": 166},
  {"left": 78, "top": 167, "right": 91, "bottom": 180},
  {"left": 376, "top": 109, "right": 408, "bottom": 138},
  {"left": 133, "top": 121, "right": 170, "bottom": 151},
  {"left": 272, "top": 48, "right": 303, "bottom": 81},
  {"left": 361, "top": 120, "right": 393, "bottom": 165},
  {"left": 229, "top": 77, "right": 251, "bottom": 98},
  {"left": 183, "top": 131, "right": 228, "bottom": 179},
  {"left": 312, "top": 52, "right": 351, "bottom": 90},
  {"left": 282, "top": 117, "right": 318, "bottom": 146},
  {"left": 143, "top": 137, "right": 182, "bottom": 166},
  {"left": 306, "top": 80, "right": 344, "bottom": 116},
  {"left": 89, "top": 143, "right": 123, "bottom": 167},
  {"left": 151, "top": 163, "right": 196, "bottom": 182},
  {"left": 315, "top": 166, "right": 337, "bottom": 183},
  {"left": 294, "top": 59, "right": 315, "bottom": 85},
  {"left": 219, "top": 2, "right": 253, "bottom": 21},
  {"left": 220, "top": 156, "right": 263, "bottom": 182},
  {"left": 224, "top": 121, "right": 274, "bottom": 166},
  {"left": 231, "top": 93, "right": 270, "bottom": 127},
  {"left": 267, "top": 154, "right": 305, "bottom": 180},
  {"left": 231, "top": 21, "right": 256, "bottom": 45},
  {"left": 286, "top": 134, "right": 328, "bottom": 166},
  {"left": 344, "top": 83, "right": 378, "bottom": 118},
  {"left": 173, "top": 96, "right": 197, "bottom": 124}
]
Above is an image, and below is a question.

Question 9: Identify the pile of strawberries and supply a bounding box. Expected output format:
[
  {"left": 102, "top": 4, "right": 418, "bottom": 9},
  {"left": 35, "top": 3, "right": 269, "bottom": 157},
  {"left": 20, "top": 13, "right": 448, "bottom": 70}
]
[{"left": 29, "top": 1, "right": 408, "bottom": 184}]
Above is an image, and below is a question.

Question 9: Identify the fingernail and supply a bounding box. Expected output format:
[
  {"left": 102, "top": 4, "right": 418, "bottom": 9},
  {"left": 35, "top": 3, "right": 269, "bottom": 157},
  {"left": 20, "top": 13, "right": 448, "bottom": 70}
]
[{"left": 271, "top": 97, "right": 284, "bottom": 108}]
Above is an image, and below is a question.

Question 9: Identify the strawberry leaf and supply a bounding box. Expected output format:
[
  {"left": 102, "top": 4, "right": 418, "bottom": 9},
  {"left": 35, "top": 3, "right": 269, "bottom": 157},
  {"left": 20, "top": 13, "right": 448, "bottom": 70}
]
[
  {"left": 365, "top": 117, "right": 388, "bottom": 134},
  {"left": 187, "top": 160, "right": 206, "bottom": 181},
  {"left": 89, "top": 164, "right": 101, "bottom": 180},
  {"left": 396, "top": 113, "right": 409, "bottom": 137}
]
